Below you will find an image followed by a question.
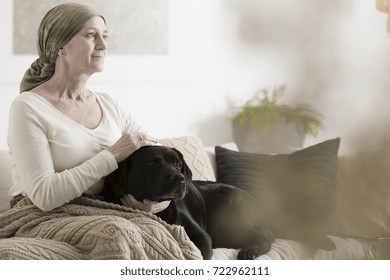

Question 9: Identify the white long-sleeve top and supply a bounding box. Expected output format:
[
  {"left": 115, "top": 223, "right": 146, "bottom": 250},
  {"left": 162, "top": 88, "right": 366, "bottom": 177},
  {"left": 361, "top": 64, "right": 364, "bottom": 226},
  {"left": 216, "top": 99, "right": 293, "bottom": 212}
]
[{"left": 8, "top": 91, "right": 143, "bottom": 211}]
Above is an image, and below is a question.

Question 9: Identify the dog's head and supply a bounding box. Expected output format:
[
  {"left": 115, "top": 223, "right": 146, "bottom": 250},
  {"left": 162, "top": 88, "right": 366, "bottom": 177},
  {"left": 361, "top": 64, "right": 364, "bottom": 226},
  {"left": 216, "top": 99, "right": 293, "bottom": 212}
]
[{"left": 107, "top": 146, "right": 192, "bottom": 202}]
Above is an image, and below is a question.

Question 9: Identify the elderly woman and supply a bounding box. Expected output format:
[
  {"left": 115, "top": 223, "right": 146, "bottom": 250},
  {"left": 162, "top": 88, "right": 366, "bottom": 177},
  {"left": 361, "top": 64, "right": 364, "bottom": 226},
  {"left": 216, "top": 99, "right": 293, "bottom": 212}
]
[{"left": 8, "top": 3, "right": 167, "bottom": 212}]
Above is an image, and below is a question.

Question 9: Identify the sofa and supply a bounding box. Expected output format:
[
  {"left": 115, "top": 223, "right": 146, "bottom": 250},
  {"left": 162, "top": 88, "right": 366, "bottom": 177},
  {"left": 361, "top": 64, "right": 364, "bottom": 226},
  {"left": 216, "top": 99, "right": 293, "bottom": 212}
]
[{"left": 0, "top": 136, "right": 386, "bottom": 259}]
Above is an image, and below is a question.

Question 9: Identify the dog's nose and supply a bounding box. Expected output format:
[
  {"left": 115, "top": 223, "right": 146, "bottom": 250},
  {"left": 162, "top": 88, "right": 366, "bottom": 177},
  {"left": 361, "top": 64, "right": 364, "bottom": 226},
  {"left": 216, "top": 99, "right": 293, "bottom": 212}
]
[{"left": 170, "top": 174, "right": 185, "bottom": 184}]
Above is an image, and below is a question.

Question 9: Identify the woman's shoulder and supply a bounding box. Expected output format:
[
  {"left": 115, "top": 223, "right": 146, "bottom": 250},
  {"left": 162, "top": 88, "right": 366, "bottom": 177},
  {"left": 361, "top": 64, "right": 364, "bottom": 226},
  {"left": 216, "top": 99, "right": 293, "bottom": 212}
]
[
  {"left": 14, "top": 91, "right": 36, "bottom": 100},
  {"left": 9, "top": 92, "right": 50, "bottom": 121},
  {"left": 91, "top": 91, "right": 111, "bottom": 102},
  {"left": 12, "top": 92, "right": 44, "bottom": 107},
  {"left": 90, "top": 91, "right": 119, "bottom": 108}
]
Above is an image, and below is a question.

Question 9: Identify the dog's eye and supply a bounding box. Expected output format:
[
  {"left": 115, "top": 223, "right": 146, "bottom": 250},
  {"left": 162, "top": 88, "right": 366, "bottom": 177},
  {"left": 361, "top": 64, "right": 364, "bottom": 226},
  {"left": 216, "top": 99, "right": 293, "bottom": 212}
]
[
  {"left": 146, "top": 161, "right": 155, "bottom": 167},
  {"left": 174, "top": 161, "right": 182, "bottom": 169}
]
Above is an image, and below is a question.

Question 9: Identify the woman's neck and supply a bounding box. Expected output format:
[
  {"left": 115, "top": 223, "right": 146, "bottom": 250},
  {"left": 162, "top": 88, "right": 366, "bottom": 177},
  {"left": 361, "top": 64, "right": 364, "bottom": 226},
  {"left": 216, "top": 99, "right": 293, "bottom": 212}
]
[{"left": 39, "top": 72, "right": 91, "bottom": 100}]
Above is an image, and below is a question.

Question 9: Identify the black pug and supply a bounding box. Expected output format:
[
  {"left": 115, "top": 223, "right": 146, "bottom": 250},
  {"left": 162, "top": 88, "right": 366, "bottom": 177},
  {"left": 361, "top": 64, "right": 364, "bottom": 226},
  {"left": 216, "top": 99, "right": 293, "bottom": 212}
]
[{"left": 101, "top": 145, "right": 274, "bottom": 260}]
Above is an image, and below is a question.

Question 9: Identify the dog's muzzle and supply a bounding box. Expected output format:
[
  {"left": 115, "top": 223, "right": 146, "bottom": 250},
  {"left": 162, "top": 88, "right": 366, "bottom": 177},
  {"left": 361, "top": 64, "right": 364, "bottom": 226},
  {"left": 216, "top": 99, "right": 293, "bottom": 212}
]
[
  {"left": 155, "top": 173, "right": 187, "bottom": 201},
  {"left": 169, "top": 173, "right": 185, "bottom": 184}
]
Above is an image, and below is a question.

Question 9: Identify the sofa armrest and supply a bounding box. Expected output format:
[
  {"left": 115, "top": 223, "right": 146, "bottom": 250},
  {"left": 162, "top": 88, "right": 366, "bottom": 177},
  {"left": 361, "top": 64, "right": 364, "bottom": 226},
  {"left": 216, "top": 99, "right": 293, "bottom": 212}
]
[{"left": 0, "top": 150, "right": 12, "bottom": 212}]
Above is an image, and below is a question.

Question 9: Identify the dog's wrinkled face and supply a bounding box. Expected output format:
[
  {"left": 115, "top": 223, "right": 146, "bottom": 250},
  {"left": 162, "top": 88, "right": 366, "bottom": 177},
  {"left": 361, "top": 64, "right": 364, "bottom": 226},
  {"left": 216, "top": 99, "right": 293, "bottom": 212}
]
[{"left": 117, "top": 146, "right": 192, "bottom": 202}]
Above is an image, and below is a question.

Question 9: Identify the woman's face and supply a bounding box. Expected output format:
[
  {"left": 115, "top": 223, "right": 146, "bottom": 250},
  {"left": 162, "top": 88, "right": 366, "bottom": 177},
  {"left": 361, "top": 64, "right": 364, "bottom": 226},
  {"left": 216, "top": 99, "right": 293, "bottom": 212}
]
[{"left": 61, "top": 16, "right": 108, "bottom": 76}]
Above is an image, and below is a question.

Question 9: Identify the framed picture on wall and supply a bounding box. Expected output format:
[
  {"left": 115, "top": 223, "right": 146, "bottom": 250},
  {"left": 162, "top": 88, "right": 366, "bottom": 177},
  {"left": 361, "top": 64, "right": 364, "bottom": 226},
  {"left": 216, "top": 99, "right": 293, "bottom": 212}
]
[{"left": 0, "top": 0, "right": 200, "bottom": 84}]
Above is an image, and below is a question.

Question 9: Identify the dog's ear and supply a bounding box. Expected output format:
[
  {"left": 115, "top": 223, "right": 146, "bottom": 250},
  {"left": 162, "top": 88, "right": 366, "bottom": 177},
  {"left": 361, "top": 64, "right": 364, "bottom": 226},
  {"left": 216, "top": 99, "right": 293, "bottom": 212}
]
[
  {"left": 106, "top": 158, "right": 130, "bottom": 198},
  {"left": 172, "top": 148, "right": 192, "bottom": 182}
]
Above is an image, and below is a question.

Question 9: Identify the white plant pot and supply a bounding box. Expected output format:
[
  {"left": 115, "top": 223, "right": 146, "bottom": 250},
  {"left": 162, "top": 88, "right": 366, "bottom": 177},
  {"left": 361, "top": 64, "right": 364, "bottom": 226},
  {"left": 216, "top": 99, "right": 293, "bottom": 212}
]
[{"left": 232, "top": 118, "right": 306, "bottom": 154}]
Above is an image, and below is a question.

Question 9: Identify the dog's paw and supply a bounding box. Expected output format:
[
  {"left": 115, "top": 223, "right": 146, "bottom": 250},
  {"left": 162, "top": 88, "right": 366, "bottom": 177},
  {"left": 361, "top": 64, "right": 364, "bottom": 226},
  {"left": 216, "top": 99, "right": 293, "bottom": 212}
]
[
  {"left": 237, "top": 243, "right": 271, "bottom": 260},
  {"left": 237, "top": 247, "right": 259, "bottom": 260}
]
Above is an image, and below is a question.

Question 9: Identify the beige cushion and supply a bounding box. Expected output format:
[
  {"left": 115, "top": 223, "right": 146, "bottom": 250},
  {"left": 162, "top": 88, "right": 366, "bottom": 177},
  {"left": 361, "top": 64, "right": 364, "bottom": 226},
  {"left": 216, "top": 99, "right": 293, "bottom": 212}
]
[
  {"left": 0, "top": 150, "right": 12, "bottom": 212},
  {"left": 333, "top": 147, "right": 390, "bottom": 239},
  {"left": 159, "top": 136, "right": 216, "bottom": 181}
]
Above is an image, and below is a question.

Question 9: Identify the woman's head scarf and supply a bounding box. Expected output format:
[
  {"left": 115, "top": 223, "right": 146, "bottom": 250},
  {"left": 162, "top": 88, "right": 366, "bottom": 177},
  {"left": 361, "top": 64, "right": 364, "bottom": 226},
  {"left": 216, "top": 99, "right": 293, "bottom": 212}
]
[{"left": 20, "top": 2, "right": 105, "bottom": 93}]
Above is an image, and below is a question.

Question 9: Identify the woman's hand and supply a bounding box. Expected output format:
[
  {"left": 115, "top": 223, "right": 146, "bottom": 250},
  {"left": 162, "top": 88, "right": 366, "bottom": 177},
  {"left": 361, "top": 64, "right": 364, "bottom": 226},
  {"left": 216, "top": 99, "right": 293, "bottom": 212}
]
[
  {"left": 107, "top": 132, "right": 159, "bottom": 162},
  {"left": 120, "top": 194, "right": 171, "bottom": 214}
]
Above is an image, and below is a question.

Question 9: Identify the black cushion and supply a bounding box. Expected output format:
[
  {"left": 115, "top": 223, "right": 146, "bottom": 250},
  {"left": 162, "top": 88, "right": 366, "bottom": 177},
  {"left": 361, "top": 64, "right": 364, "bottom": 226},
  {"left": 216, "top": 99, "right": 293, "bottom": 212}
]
[{"left": 215, "top": 138, "right": 341, "bottom": 249}]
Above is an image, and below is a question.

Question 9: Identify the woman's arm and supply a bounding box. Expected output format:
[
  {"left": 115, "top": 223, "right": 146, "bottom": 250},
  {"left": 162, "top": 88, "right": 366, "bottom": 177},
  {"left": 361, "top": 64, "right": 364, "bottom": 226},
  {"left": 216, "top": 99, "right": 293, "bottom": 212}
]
[{"left": 8, "top": 99, "right": 118, "bottom": 211}]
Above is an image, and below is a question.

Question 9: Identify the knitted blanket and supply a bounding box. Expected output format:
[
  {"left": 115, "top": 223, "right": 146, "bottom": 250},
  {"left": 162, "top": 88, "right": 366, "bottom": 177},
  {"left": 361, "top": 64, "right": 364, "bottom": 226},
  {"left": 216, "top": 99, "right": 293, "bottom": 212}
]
[{"left": 0, "top": 197, "right": 202, "bottom": 260}]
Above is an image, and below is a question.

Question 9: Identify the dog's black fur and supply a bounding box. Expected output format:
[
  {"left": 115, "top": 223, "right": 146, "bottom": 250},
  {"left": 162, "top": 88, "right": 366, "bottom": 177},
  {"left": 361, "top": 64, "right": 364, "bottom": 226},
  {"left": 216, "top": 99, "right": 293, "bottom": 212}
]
[{"left": 101, "top": 145, "right": 274, "bottom": 259}]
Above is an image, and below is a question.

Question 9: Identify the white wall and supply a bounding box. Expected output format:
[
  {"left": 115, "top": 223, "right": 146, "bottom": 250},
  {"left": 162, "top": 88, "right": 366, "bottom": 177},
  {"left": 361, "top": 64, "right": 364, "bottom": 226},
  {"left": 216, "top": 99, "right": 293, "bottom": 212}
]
[{"left": 1, "top": 0, "right": 390, "bottom": 155}]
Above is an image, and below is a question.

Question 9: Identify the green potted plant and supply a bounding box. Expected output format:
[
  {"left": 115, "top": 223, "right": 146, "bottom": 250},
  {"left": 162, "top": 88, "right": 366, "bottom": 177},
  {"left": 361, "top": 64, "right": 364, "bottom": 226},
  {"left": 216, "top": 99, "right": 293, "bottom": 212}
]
[{"left": 231, "top": 84, "right": 323, "bottom": 153}]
